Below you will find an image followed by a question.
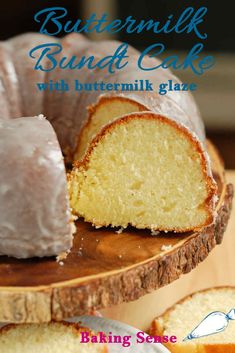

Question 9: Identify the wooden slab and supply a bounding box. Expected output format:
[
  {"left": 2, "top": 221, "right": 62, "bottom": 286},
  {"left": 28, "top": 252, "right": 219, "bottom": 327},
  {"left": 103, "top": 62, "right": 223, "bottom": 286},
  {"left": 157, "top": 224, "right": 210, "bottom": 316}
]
[{"left": 0, "top": 142, "right": 233, "bottom": 323}]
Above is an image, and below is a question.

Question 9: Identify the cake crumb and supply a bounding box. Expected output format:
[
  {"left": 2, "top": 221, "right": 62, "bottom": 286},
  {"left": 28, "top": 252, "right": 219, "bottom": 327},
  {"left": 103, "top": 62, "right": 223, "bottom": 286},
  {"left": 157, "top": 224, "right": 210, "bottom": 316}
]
[
  {"left": 59, "top": 261, "right": 64, "bottom": 266},
  {"left": 94, "top": 224, "right": 102, "bottom": 229},
  {"left": 71, "top": 221, "right": 77, "bottom": 234},
  {"left": 116, "top": 227, "right": 124, "bottom": 234},
  {"left": 77, "top": 247, "right": 83, "bottom": 256},
  {"left": 161, "top": 244, "right": 172, "bottom": 251},
  {"left": 71, "top": 214, "right": 78, "bottom": 221},
  {"left": 37, "top": 114, "right": 45, "bottom": 121},
  {"left": 151, "top": 230, "right": 160, "bottom": 236},
  {"left": 56, "top": 251, "right": 69, "bottom": 262}
]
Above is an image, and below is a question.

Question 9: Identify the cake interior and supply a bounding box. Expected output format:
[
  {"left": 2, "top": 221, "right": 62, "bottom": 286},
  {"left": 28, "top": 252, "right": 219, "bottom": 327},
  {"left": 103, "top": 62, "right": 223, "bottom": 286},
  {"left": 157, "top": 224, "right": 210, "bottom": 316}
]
[
  {"left": 75, "top": 97, "right": 146, "bottom": 160},
  {"left": 70, "top": 115, "right": 211, "bottom": 231},
  {"left": 0, "top": 323, "right": 104, "bottom": 353},
  {"left": 161, "top": 288, "right": 235, "bottom": 344}
]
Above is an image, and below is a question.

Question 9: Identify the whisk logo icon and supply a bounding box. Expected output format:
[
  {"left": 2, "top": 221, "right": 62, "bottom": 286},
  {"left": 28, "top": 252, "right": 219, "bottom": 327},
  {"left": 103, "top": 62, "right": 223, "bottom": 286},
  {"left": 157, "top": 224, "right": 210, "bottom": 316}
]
[{"left": 183, "top": 309, "right": 235, "bottom": 341}]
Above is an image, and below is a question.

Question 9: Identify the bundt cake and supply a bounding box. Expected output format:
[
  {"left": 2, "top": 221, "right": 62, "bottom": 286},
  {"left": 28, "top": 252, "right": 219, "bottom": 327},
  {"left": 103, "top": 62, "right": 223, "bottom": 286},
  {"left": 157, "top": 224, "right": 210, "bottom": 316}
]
[
  {"left": 0, "top": 321, "right": 107, "bottom": 353},
  {"left": 150, "top": 287, "right": 235, "bottom": 352},
  {"left": 0, "top": 116, "right": 73, "bottom": 258},
  {"left": 69, "top": 113, "right": 215, "bottom": 232},
  {"left": 0, "top": 32, "right": 217, "bottom": 254}
]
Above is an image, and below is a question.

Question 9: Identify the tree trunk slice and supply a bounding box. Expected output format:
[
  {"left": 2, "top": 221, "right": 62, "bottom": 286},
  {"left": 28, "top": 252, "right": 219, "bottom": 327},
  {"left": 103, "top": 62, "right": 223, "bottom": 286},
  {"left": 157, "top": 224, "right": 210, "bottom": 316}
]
[{"left": 0, "top": 141, "right": 233, "bottom": 323}]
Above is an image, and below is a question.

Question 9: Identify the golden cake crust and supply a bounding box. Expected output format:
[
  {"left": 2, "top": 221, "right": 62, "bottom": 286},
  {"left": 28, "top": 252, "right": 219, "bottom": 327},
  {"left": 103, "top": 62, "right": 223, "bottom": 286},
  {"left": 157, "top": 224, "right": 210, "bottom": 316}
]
[{"left": 0, "top": 321, "right": 108, "bottom": 353}]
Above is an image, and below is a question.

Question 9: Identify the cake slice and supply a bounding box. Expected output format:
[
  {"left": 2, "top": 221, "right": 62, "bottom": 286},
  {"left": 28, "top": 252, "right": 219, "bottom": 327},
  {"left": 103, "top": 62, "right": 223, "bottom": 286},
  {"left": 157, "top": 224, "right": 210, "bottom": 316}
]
[
  {"left": 150, "top": 287, "right": 235, "bottom": 353},
  {"left": 69, "top": 112, "right": 216, "bottom": 232},
  {"left": 74, "top": 92, "right": 205, "bottom": 161},
  {"left": 0, "top": 321, "right": 107, "bottom": 353}
]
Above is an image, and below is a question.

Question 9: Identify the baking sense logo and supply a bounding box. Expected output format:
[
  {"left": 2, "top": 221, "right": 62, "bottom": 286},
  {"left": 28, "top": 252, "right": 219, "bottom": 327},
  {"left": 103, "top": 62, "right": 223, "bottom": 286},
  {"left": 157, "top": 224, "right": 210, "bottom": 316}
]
[
  {"left": 184, "top": 309, "right": 235, "bottom": 341},
  {"left": 29, "top": 6, "right": 215, "bottom": 95},
  {"left": 78, "top": 330, "right": 177, "bottom": 347}
]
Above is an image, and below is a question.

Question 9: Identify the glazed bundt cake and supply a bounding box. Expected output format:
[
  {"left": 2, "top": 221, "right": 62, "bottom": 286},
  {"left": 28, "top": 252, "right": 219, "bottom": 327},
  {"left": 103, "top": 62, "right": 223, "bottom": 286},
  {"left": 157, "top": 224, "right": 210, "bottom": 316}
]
[
  {"left": 150, "top": 287, "right": 235, "bottom": 352},
  {"left": 0, "top": 116, "right": 73, "bottom": 258},
  {"left": 69, "top": 113, "right": 215, "bottom": 232},
  {"left": 0, "top": 32, "right": 217, "bottom": 256},
  {"left": 0, "top": 321, "right": 107, "bottom": 353}
]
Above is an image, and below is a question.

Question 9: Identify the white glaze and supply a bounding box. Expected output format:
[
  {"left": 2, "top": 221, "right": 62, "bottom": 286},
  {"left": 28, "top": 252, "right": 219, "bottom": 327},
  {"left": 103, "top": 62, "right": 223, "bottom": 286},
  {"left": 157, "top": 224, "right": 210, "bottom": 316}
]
[{"left": 0, "top": 116, "right": 73, "bottom": 258}]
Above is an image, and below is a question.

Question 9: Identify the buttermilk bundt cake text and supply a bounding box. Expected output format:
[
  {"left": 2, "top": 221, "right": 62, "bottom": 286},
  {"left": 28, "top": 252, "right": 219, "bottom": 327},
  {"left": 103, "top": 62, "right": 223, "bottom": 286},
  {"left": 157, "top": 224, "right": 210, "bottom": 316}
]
[
  {"left": 35, "top": 7, "right": 207, "bottom": 38},
  {"left": 36, "top": 79, "right": 197, "bottom": 96},
  {"left": 29, "top": 41, "right": 214, "bottom": 76},
  {"left": 30, "top": 6, "right": 214, "bottom": 75}
]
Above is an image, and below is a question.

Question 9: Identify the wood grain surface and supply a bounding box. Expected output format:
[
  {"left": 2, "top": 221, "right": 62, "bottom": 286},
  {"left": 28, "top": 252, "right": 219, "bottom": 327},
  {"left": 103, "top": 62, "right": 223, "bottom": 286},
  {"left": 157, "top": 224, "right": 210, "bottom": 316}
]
[{"left": 0, "top": 142, "right": 232, "bottom": 324}]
